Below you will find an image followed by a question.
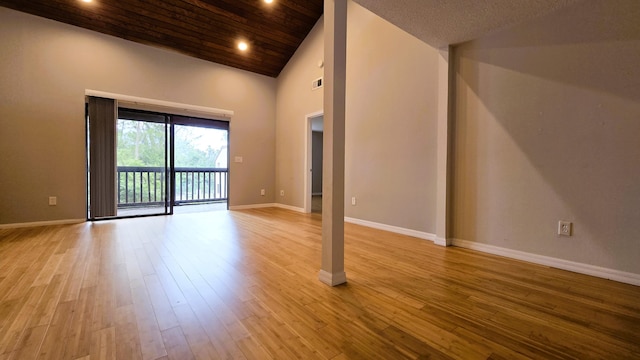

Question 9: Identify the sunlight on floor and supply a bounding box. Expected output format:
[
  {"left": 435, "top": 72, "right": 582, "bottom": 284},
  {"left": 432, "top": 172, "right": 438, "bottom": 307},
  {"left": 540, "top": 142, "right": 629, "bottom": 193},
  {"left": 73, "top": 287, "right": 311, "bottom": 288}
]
[{"left": 117, "top": 202, "right": 227, "bottom": 217}]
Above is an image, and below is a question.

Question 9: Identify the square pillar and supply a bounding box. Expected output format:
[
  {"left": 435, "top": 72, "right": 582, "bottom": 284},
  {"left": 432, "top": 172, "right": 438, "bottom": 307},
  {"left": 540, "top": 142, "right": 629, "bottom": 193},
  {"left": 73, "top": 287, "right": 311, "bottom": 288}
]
[{"left": 319, "top": 0, "right": 347, "bottom": 286}]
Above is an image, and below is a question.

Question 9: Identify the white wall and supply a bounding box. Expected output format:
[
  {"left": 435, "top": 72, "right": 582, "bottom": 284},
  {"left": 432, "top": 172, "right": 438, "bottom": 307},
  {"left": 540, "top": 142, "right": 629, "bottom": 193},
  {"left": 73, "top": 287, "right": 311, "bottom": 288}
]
[
  {"left": 452, "top": 0, "right": 640, "bottom": 274},
  {"left": 275, "top": 18, "right": 324, "bottom": 208},
  {"left": 0, "top": 8, "right": 276, "bottom": 224},
  {"left": 344, "top": 2, "right": 438, "bottom": 233},
  {"left": 276, "top": 1, "right": 439, "bottom": 234}
]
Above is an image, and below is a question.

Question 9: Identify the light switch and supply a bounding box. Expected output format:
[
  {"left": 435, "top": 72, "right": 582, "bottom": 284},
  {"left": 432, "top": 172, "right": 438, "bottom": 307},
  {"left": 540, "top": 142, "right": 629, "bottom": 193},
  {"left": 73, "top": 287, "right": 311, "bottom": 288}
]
[{"left": 234, "top": 156, "right": 243, "bottom": 163}]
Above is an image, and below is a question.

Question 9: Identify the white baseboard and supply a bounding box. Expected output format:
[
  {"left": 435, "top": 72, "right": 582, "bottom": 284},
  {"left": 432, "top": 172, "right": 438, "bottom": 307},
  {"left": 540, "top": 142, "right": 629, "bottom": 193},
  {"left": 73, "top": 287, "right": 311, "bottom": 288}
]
[
  {"left": 344, "top": 217, "right": 436, "bottom": 242},
  {"left": 229, "top": 203, "right": 306, "bottom": 213},
  {"left": 452, "top": 238, "right": 640, "bottom": 287},
  {"left": 312, "top": 192, "right": 322, "bottom": 196},
  {"left": 274, "top": 203, "right": 306, "bottom": 213},
  {"left": 434, "top": 236, "right": 451, "bottom": 247},
  {"left": 0, "top": 218, "right": 85, "bottom": 230},
  {"left": 229, "top": 203, "right": 276, "bottom": 210}
]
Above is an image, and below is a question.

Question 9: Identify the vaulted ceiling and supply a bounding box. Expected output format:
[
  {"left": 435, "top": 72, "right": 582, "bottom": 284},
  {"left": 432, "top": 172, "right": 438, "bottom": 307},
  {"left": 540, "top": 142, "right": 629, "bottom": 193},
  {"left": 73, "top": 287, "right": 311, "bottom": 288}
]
[
  {"left": 0, "top": 0, "right": 323, "bottom": 77},
  {"left": 1, "top": 0, "right": 584, "bottom": 78}
]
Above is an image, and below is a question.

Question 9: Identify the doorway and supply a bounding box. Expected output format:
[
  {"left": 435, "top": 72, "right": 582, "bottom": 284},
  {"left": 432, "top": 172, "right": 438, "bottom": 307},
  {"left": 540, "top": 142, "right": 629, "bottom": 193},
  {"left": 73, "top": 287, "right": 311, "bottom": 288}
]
[
  {"left": 305, "top": 112, "right": 324, "bottom": 213},
  {"left": 87, "top": 100, "right": 229, "bottom": 220}
]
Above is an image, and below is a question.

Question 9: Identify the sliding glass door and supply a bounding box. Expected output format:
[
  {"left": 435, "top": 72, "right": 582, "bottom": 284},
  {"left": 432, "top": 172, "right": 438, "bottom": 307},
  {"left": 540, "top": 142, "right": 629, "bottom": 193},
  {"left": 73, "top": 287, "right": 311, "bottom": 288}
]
[
  {"left": 87, "top": 100, "right": 171, "bottom": 220},
  {"left": 87, "top": 98, "right": 229, "bottom": 219}
]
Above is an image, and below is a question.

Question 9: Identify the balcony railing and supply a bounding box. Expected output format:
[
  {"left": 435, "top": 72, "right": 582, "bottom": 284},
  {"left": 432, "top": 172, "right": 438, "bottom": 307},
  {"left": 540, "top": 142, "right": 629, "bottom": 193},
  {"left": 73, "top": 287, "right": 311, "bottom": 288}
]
[{"left": 117, "top": 166, "right": 228, "bottom": 207}]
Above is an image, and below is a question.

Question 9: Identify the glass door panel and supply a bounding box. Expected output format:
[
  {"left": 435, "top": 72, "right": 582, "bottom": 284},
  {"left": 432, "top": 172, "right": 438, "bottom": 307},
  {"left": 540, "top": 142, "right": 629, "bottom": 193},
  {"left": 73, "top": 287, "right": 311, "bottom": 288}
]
[
  {"left": 115, "top": 110, "right": 170, "bottom": 217},
  {"left": 173, "top": 124, "right": 228, "bottom": 213}
]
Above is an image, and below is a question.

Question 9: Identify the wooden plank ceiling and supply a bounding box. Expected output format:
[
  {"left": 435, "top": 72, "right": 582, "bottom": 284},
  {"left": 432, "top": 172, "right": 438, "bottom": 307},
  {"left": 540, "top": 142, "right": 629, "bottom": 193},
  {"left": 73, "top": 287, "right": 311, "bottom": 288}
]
[{"left": 0, "top": 0, "right": 323, "bottom": 77}]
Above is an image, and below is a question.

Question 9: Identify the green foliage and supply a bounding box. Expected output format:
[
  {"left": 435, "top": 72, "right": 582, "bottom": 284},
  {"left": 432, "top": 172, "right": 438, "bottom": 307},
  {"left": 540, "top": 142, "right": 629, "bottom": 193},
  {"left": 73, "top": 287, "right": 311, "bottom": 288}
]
[
  {"left": 116, "top": 120, "right": 228, "bottom": 205},
  {"left": 174, "top": 126, "right": 224, "bottom": 168},
  {"left": 116, "top": 120, "right": 227, "bottom": 168}
]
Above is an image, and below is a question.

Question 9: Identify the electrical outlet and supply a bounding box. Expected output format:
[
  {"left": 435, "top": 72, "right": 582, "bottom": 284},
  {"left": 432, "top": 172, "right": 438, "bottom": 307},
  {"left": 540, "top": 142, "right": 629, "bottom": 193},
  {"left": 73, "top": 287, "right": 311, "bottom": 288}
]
[
  {"left": 558, "top": 221, "right": 572, "bottom": 236},
  {"left": 280, "top": 190, "right": 284, "bottom": 196},
  {"left": 351, "top": 197, "right": 356, "bottom": 206},
  {"left": 48, "top": 196, "right": 57, "bottom": 206},
  {"left": 312, "top": 77, "right": 323, "bottom": 90},
  {"left": 260, "top": 189, "right": 265, "bottom": 196}
]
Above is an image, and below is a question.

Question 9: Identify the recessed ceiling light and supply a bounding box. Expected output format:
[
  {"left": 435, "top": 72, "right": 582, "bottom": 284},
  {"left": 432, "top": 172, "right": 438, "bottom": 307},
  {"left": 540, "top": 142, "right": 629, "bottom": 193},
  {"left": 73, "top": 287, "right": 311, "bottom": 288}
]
[
  {"left": 238, "top": 41, "right": 248, "bottom": 51},
  {"left": 264, "top": 0, "right": 273, "bottom": 3},
  {"left": 81, "top": 0, "right": 93, "bottom": 3}
]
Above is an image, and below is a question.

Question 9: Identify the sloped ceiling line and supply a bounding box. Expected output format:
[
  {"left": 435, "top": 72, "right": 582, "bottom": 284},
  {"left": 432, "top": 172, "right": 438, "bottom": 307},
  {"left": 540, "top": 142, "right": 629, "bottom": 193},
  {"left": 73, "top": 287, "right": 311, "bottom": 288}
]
[{"left": 352, "top": 0, "right": 584, "bottom": 48}]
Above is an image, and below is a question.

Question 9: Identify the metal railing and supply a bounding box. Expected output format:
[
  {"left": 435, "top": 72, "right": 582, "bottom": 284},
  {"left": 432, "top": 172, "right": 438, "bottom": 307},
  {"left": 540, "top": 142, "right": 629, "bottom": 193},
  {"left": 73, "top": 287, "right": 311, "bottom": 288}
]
[{"left": 117, "top": 166, "right": 228, "bottom": 207}]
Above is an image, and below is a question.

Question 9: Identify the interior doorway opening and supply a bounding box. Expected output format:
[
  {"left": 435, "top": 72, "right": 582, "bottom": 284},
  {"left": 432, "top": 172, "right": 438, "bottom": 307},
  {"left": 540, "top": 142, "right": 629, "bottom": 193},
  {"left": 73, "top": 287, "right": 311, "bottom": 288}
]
[{"left": 305, "top": 112, "right": 324, "bottom": 213}]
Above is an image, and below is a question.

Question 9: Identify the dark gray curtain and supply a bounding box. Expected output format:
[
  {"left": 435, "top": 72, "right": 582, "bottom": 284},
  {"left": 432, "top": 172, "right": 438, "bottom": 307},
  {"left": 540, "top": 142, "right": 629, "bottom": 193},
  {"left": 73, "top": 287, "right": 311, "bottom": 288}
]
[{"left": 88, "top": 96, "right": 117, "bottom": 218}]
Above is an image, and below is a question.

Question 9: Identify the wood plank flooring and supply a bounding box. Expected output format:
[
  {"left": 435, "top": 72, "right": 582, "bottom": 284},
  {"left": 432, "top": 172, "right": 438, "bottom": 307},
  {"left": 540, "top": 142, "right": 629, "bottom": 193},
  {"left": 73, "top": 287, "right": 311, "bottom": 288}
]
[{"left": 0, "top": 207, "right": 639, "bottom": 359}]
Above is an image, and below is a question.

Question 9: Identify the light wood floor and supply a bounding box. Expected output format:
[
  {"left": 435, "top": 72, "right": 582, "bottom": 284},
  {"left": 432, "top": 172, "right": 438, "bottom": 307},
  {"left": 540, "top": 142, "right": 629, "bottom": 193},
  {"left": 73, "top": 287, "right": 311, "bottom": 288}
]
[{"left": 1, "top": 208, "right": 639, "bottom": 359}]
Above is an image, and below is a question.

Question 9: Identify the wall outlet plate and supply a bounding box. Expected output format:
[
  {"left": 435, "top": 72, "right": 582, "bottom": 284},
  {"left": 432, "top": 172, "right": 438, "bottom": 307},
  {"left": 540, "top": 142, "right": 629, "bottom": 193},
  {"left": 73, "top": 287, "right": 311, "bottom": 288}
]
[
  {"left": 48, "top": 196, "right": 57, "bottom": 206},
  {"left": 312, "top": 77, "right": 323, "bottom": 90},
  {"left": 558, "top": 220, "right": 572, "bottom": 236}
]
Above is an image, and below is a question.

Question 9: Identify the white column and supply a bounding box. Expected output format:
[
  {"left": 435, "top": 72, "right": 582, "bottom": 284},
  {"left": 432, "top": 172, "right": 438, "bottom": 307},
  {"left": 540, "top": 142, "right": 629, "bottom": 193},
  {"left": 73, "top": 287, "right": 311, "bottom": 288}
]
[
  {"left": 319, "top": 0, "right": 347, "bottom": 286},
  {"left": 435, "top": 47, "right": 452, "bottom": 247}
]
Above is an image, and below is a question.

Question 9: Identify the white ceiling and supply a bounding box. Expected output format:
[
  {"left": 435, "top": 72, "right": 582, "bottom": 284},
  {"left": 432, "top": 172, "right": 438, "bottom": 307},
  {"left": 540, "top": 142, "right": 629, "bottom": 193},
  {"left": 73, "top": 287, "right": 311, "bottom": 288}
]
[{"left": 352, "top": 0, "right": 584, "bottom": 48}]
